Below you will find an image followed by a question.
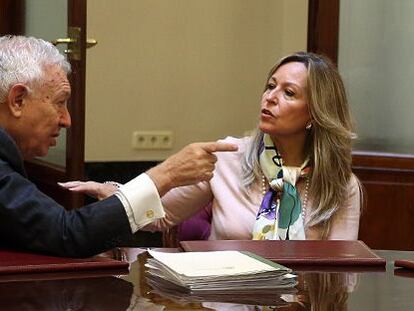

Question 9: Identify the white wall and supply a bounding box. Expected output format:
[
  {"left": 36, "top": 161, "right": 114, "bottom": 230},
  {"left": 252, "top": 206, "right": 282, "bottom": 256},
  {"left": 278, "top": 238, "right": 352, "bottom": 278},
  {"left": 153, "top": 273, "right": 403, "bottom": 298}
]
[{"left": 86, "top": 0, "right": 308, "bottom": 161}]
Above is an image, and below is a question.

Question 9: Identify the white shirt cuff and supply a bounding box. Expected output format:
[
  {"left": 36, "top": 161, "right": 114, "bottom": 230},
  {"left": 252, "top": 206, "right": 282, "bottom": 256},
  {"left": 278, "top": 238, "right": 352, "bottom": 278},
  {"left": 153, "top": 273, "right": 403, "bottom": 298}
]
[{"left": 115, "top": 173, "right": 165, "bottom": 233}]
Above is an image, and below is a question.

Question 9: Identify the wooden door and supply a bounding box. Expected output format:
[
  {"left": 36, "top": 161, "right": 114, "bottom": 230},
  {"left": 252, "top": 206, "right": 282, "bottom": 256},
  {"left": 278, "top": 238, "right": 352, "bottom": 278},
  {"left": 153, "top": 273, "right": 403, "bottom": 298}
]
[
  {"left": 308, "top": 0, "right": 414, "bottom": 250},
  {"left": 0, "top": 0, "right": 86, "bottom": 209}
]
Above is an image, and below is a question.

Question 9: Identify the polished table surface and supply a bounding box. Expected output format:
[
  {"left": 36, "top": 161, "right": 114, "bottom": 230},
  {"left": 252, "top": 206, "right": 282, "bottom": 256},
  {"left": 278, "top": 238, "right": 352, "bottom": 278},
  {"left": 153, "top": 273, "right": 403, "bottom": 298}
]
[{"left": 1, "top": 248, "right": 414, "bottom": 310}]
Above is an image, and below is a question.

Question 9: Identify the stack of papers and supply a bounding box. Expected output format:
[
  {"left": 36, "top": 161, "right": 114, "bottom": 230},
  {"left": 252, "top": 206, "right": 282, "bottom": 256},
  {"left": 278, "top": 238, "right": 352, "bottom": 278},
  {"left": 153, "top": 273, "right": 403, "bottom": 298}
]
[
  {"left": 145, "top": 250, "right": 297, "bottom": 293},
  {"left": 147, "top": 283, "right": 295, "bottom": 307}
]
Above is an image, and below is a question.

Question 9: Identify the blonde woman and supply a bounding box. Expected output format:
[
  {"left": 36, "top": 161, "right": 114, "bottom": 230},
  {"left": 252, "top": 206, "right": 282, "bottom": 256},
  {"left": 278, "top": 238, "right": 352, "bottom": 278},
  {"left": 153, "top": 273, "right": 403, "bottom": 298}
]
[{"left": 62, "top": 52, "right": 361, "bottom": 241}]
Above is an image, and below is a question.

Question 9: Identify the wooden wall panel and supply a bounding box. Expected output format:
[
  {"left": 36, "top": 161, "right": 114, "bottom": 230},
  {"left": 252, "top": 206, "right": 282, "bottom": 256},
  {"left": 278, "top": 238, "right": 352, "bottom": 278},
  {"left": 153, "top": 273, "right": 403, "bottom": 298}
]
[{"left": 354, "top": 164, "right": 414, "bottom": 250}]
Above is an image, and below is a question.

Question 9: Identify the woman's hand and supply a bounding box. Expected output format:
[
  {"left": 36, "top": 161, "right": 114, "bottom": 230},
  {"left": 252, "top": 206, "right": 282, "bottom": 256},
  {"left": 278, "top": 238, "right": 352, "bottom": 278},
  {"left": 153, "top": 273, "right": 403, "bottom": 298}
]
[{"left": 58, "top": 181, "right": 119, "bottom": 200}]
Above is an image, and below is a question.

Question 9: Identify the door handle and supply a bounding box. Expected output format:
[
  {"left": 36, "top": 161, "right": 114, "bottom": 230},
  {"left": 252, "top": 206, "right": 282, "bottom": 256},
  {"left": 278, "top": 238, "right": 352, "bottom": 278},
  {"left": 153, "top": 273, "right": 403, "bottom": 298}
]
[
  {"left": 51, "top": 27, "right": 98, "bottom": 60},
  {"left": 52, "top": 38, "right": 97, "bottom": 47},
  {"left": 52, "top": 38, "right": 75, "bottom": 45},
  {"left": 86, "top": 39, "right": 97, "bottom": 48}
]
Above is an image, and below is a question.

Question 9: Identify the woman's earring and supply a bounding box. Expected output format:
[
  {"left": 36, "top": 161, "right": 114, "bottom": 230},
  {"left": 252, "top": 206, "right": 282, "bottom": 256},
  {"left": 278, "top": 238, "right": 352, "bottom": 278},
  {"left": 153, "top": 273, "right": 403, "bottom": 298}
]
[{"left": 306, "top": 122, "right": 312, "bottom": 130}]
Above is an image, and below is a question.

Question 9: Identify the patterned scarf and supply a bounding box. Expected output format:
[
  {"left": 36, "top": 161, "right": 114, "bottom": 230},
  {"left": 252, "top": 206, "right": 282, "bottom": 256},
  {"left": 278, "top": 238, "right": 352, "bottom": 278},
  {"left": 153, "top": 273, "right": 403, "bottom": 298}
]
[{"left": 252, "top": 134, "right": 309, "bottom": 240}]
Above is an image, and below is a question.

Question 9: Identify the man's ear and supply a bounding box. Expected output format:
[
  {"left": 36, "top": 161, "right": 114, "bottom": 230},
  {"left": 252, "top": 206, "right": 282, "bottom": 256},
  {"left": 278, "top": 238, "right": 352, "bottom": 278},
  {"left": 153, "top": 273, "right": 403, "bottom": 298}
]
[{"left": 7, "top": 84, "right": 29, "bottom": 118}]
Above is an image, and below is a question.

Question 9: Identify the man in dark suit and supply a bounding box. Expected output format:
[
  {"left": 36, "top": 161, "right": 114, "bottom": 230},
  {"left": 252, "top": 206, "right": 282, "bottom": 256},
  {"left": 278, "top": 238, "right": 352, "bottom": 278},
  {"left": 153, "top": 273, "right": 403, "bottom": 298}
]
[{"left": 0, "top": 35, "right": 237, "bottom": 257}]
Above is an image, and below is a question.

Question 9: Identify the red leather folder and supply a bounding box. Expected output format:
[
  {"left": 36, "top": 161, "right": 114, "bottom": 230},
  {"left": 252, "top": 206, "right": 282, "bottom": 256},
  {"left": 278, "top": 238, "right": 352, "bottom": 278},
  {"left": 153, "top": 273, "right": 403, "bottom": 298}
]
[
  {"left": 395, "top": 259, "right": 414, "bottom": 270},
  {"left": 394, "top": 260, "right": 414, "bottom": 278},
  {"left": 180, "top": 240, "right": 386, "bottom": 267},
  {"left": 0, "top": 249, "right": 129, "bottom": 275}
]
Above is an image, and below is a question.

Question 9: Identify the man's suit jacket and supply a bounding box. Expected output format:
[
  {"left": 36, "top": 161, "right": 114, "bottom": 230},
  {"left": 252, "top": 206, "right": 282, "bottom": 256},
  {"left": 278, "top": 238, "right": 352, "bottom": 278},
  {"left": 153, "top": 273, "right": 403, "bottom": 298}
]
[{"left": 0, "top": 128, "right": 132, "bottom": 257}]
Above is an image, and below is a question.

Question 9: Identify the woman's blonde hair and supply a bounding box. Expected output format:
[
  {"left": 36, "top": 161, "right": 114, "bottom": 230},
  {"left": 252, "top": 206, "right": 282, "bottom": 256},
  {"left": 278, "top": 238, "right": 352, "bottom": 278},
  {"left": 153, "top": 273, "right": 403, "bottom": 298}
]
[
  {"left": 302, "top": 273, "right": 355, "bottom": 310},
  {"left": 241, "top": 52, "right": 360, "bottom": 234}
]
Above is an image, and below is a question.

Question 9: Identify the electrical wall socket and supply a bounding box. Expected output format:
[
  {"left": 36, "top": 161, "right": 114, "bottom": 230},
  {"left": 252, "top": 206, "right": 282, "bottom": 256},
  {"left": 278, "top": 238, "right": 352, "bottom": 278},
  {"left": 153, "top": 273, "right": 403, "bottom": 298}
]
[{"left": 132, "top": 130, "right": 173, "bottom": 150}]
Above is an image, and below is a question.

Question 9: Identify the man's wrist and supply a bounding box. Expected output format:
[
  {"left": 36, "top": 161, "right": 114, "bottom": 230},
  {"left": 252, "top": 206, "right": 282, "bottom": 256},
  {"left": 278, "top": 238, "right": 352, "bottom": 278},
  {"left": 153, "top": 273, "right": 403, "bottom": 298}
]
[
  {"left": 146, "top": 164, "right": 173, "bottom": 197},
  {"left": 104, "top": 181, "right": 121, "bottom": 189},
  {"left": 116, "top": 173, "right": 165, "bottom": 232}
]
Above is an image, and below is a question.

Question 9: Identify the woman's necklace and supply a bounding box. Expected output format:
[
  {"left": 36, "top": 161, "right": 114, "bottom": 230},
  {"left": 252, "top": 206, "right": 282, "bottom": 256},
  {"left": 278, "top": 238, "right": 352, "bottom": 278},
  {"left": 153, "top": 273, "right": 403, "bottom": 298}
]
[
  {"left": 301, "top": 177, "right": 310, "bottom": 221},
  {"left": 261, "top": 175, "right": 267, "bottom": 196},
  {"left": 261, "top": 175, "right": 310, "bottom": 220}
]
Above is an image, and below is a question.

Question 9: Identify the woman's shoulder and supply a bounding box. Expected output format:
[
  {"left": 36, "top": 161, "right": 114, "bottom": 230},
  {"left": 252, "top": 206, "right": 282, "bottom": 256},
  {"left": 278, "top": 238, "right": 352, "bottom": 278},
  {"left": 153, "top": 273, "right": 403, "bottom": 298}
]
[
  {"left": 343, "top": 173, "right": 362, "bottom": 210},
  {"left": 348, "top": 173, "right": 361, "bottom": 194},
  {"left": 217, "top": 136, "right": 251, "bottom": 154},
  {"left": 214, "top": 136, "right": 251, "bottom": 171}
]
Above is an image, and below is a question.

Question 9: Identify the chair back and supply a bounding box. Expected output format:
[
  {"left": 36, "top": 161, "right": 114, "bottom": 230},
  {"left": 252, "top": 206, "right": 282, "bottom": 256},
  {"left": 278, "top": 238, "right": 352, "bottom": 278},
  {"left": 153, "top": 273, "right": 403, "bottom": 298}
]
[{"left": 162, "top": 202, "right": 212, "bottom": 247}]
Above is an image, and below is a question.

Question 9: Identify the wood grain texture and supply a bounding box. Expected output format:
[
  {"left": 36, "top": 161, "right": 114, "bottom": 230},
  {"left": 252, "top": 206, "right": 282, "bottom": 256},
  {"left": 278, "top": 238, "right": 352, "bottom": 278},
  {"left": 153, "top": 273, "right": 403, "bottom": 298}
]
[{"left": 0, "top": 0, "right": 24, "bottom": 36}]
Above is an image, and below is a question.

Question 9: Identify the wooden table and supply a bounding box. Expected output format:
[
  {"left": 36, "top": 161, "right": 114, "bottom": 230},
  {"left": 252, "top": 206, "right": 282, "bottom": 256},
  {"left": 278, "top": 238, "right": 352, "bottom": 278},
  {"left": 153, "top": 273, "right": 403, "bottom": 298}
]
[{"left": 0, "top": 248, "right": 413, "bottom": 310}]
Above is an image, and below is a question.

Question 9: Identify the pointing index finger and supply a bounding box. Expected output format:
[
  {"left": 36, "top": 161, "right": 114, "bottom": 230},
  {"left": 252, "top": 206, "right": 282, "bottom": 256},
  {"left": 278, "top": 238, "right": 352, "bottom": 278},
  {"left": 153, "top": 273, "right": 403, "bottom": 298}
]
[{"left": 202, "top": 141, "right": 238, "bottom": 153}]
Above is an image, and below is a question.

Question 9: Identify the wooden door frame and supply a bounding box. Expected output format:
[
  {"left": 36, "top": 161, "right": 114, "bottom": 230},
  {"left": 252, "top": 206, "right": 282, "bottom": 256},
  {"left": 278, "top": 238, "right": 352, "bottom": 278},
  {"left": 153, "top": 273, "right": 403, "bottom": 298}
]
[
  {"left": 66, "top": 0, "right": 86, "bottom": 184},
  {"left": 0, "top": 0, "right": 24, "bottom": 35},
  {"left": 307, "top": 0, "right": 339, "bottom": 65}
]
